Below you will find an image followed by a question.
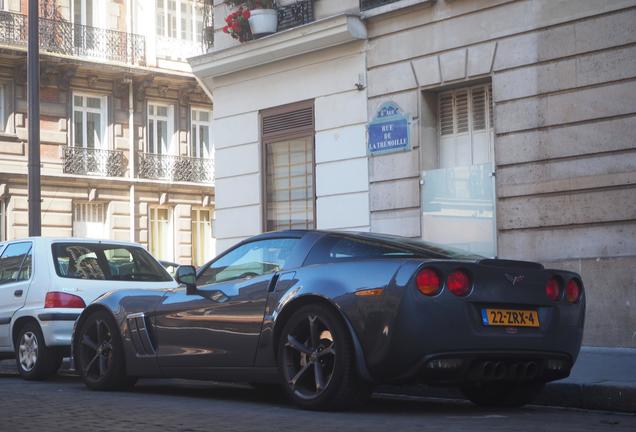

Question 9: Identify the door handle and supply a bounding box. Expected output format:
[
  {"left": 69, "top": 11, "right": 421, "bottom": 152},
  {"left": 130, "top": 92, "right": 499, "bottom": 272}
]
[{"left": 14, "top": 289, "right": 23, "bottom": 297}]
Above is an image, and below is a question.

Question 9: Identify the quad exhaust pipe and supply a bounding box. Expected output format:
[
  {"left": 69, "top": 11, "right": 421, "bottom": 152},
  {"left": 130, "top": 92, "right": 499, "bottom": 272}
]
[{"left": 474, "top": 361, "right": 540, "bottom": 381}]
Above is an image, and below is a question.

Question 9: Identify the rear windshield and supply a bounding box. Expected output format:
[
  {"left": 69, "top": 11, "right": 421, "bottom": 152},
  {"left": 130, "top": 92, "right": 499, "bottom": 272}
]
[
  {"left": 52, "top": 243, "right": 172, "bottom": 282},
  {"left": 305, "top": 234, "right": 484, "bottom": 264}
]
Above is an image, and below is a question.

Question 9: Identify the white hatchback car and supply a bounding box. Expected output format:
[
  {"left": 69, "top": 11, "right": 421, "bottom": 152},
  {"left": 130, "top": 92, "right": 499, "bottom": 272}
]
[{"left": 0, "top": 237, "right": 178, "bottom": 380}]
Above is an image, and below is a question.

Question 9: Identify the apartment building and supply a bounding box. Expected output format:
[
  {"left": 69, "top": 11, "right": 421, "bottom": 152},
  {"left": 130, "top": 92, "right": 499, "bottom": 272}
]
[
  {"left": 191, "top": 0, "right": 636, "bottom": 347},
  {"left": 0, "top": 0, "right": 215, "bottom": 266}
]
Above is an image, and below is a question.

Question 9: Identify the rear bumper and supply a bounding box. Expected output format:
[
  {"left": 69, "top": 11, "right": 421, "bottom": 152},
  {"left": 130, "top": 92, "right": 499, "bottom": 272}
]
[
  {"left": 404, "top": 350, "right": 572, "bottom": 385},
  {"left": 36, "top": 309, "right": 81, "bottom": 347}
]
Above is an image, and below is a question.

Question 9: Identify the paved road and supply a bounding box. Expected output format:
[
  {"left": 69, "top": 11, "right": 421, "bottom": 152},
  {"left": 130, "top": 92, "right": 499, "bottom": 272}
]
[{"left": 0, "top": 373, "right": 634, "bottom": 432}]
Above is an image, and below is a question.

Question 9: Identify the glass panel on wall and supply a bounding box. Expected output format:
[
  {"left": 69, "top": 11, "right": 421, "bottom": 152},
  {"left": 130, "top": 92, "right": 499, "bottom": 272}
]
[
  {"left": 266, "top": 136, "right": 314, "bottom": 231},
  {"left": 421, "top": 83, "right": 496, "bottom": 257}
]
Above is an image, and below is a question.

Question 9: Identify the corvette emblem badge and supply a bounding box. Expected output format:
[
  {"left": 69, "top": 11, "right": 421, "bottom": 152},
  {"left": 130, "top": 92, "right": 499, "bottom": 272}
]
[{"left": 504, "top": 273, "right": 525, "bottom": 286}]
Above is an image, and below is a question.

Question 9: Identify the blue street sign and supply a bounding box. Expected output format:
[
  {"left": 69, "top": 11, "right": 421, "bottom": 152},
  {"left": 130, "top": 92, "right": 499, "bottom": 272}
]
[{"left": 367, "top": 102, "right": 411, "bottom": 155}]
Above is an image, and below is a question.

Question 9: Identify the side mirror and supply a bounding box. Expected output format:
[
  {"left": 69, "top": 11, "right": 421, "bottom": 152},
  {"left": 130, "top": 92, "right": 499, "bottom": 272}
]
[{"left": 175, "top": 265, "right": 197, "bottom": 295}]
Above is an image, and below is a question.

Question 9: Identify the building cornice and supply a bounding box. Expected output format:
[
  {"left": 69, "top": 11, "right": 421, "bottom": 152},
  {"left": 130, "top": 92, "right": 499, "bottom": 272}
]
[{"left": 189, "top": 14, "right": 367, "bottom": 79}]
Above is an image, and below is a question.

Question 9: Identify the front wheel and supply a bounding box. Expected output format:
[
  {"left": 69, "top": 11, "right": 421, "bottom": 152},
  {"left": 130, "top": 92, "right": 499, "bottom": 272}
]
[
  {"left": 15, "top": 322, "right": 63, "bottom": 380},
  {"left": 76, "top": 310, "right": 136, "bottom": 391},
  {"left": 277, "top": 304, "right": 372, "bottom": 411},
  {"left": 460, "top": 381, "right": 545, "bottom": 407}
]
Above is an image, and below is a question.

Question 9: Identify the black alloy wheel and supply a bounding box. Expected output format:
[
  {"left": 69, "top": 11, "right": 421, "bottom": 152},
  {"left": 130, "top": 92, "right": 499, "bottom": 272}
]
[
  {"left": 277, "top": 304, "right": 372, "bottom": 411},
  {"left": 77, "top": 311, "right": 135, "bottom": 391}
]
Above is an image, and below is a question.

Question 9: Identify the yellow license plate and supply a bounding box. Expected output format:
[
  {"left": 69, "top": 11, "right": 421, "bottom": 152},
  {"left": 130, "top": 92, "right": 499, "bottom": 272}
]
[{"left": 481, "top": 308, "right": 540, "bottom": 327}]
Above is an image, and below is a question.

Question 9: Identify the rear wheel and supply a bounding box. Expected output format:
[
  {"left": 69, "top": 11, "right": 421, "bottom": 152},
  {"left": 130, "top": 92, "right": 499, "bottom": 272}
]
[
  {"left": 76, "top": 310, "right": 136, "bottom": 391},
  {"left": 277, "top": 304, "right": 372, "bottom": 411},
  {"left": 460, "top": 381, "right": 545, "bottom": 407},
  {"left": 15, "top": 322, "right": 63, "bottom": 380}
]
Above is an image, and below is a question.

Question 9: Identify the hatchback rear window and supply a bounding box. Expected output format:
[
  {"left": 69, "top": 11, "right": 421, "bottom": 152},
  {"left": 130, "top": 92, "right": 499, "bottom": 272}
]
[{"left": 52, "top": 243, "right": 172, "bottom": 282}]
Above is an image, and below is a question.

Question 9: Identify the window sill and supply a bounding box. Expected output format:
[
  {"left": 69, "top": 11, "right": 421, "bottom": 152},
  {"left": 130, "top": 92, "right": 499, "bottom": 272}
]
[
  {"left": 361, "top": 0, "right": 436, "bottom": 19},
  {"left": 0, "top": 133, "right": 20, "bottom": 142}
]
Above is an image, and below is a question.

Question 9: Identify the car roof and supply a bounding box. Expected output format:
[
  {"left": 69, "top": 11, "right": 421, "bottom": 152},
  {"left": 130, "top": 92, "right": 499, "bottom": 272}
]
[{"left": 0, "top": 237, "right": 143, "bottom": 248}]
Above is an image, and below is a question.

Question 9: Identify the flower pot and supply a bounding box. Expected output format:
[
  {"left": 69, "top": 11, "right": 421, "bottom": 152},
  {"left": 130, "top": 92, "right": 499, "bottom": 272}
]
[{"left": 248, "top": 9, "right": 278, "bottom": 36}]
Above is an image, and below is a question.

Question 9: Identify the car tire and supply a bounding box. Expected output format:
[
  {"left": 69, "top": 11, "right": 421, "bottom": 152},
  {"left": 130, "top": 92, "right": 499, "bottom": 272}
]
[
  {"left": 277, "top": 304, "right": 372, "bottom": 411},
  {"left": 15, "top": 321, "right": 64, "bottom": 380},
  {"left": 76, "top": 310, "right": 136, "bottom": 391},
  {"left": 460, "top": 381, "right": 545, "bottom": 407}
]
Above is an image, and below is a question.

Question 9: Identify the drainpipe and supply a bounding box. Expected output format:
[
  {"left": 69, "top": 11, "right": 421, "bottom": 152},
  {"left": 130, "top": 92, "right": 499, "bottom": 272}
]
[{"left": 126, "top": 0, "right": 136, "bottom": 242}]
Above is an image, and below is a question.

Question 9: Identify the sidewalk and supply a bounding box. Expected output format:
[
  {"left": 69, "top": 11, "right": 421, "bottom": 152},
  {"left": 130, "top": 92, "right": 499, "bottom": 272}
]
[{"left": 2, "top": 346, "right": 635, "bottom": 413}]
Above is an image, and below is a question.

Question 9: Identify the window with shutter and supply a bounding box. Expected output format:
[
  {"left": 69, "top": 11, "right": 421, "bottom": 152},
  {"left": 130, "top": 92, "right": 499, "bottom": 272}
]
[
  {"left": 438, "top": 84, "right": 493, "bottom": 168},
  {"left": 262, "top": 101, "right": 315, "bottom": 232},
  {"left": 73, "top": 202, "right": 107, "bottom": 239}
]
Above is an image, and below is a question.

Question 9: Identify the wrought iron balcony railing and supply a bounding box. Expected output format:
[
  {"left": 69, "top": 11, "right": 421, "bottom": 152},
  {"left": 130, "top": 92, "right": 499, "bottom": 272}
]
[
  {"left": 277, "top": 0, "right": 314, "bottom": 32},
  {"left": 62, "top": 146, "right": 128, "bottom": 177},
  {"left": 0, "top": 11, "right": 145, "bottom": 65},
  {"left": 359, "top": 0, "right": 403, "bottom": 11},
  {"left": 137, "top": 152, "right": 214, "bottom": 184}
]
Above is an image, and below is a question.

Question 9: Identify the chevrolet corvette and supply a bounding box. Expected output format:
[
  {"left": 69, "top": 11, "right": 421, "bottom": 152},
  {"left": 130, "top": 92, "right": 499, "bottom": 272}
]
[{"left": 73, "top": 230, "right": 585, "bottom": 410}]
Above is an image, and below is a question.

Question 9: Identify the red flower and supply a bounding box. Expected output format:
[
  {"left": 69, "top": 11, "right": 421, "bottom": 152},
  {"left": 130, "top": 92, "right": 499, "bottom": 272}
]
[
  {"left": 242, "top": 10, "right": 250, "bottom": 19},
  {"left": 223, "top": 25, "right": 229, "bottom": 33},
  {"left": 231, "top": 22, "right": 240, "bottom": 32}
]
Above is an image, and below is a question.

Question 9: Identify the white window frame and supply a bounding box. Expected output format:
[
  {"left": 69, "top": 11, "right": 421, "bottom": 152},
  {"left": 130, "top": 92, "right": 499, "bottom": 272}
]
[
  {"left": 71, "top": 0, "right": 107, "bottom": 28},
  {"left": 191, "top": 107, "right": 212, "bottom": 159},
  {"left": 155, "top": 0, "right": 202, "bottom": 43},
  {"left": 72, "top": 92, "right": 108, "bottom": 149},
  {"left": 0, "top": 199, "right": 5, "bottom": 242},
  {"left": 0, "top": 84, "right": 5, "bottom": 133},
  {"left": 147, "top": 101, "right": 175, "bottom": 155},
  {"left": 148, "top": 206, "right": 174, "bottom": 261},
  {"left": 191, "top": 207, "right": 212, "bottom": 266}
]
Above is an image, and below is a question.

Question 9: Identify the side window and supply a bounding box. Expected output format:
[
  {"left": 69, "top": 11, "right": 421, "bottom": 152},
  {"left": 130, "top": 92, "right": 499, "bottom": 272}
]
[
  {"left": 197, "top": 238, "right": 299, "bottom": 285},
  {"left": 305, "top": 235, "right": 417, "bottom": 265},
  {"left": 0, "top": 242, "right": 33, "bottom": 284}
]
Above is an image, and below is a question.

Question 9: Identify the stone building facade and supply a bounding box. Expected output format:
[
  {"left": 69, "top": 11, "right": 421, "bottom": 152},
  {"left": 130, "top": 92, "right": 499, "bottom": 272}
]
[
  {"left": 192, "top": 0, "right": 636, "bottom": 347},
  {"left": 0, "top": 0, "right": 215, "bottom": 266}
]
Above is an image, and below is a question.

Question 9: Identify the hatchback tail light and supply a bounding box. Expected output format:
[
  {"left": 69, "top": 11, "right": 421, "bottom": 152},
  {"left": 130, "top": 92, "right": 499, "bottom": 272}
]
[
  {"left": 566, "top": 279, "right": 582, "bottom": 303},
  {"left": 416, "top": 268, "right": 441, "bottom": 296},
  {"left": 44, "top": 292, "right": 86, "bottom": 309},
  {"left": 545, "top": 277, "right": 561, "bottom": 302},
  {"left": 447, "top": 270, "right": 471, "bottom": 296}
]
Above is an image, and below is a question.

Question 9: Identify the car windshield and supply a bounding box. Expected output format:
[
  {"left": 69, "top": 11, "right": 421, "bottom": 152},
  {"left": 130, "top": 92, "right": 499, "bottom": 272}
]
[{"left": 52, "top": 243, "right": 172, "bottom": 282}]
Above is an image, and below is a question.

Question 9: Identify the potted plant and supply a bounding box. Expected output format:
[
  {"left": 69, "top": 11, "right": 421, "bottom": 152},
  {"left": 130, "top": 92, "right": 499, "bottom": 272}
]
[
  {"left": 247, "top": 0, "right": 277, "bottom": 36},
  {"left": 223, "top": 4, "right": 252, "bottom": 42}
]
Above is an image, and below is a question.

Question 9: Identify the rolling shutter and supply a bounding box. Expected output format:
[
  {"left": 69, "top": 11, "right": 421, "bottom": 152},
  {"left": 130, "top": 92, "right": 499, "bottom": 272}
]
[{"left": 262, "top": 100, "right": 314, "bottom": 143}]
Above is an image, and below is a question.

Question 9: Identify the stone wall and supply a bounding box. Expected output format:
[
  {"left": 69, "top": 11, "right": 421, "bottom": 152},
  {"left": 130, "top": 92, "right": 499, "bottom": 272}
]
[{"left": 366, "top": 0, "right": 636, "bottom": 346}]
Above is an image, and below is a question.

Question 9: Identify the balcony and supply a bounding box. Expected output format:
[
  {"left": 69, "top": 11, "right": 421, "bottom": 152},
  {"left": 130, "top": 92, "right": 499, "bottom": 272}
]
[
  {"left": 137, "top": 152, "right": 214, "bottom": 184},
  {"left": 0, "top": 11, "right": 145, "bottom": 65},
  {"left": 277, "top": 0, "right": 314, "bottom": 32},
  {"left": 360, "top": 0, "right": 402, "bottom": 9},
  {"left": 62, "top": 146, "right": 128, "bottom": 177}
]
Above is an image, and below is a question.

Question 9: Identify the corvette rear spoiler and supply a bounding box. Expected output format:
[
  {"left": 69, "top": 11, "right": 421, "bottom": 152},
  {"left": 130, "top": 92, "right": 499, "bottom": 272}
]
[{"left": 478, "top": 259, "right": 544, "bottom": 270}]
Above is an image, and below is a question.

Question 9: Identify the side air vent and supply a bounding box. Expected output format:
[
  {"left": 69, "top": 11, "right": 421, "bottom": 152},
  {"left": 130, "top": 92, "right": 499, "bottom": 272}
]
[
  {"left": 127, "top": 312, "right": 155, "bottom": 356},
  {"left": 479, "top": 259, "right": 544, "bottom": 270}
]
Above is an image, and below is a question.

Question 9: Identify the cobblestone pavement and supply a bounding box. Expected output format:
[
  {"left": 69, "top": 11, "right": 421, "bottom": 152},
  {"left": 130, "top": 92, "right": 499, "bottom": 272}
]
[{"left": 0, "top": 372, "right": 634, "bottom": 432}]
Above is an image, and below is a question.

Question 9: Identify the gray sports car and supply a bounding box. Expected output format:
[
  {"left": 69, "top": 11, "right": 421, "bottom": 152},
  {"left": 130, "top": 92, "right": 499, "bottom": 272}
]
[{"left": 72, "top": 230, "right": 585, "bottom": 410}]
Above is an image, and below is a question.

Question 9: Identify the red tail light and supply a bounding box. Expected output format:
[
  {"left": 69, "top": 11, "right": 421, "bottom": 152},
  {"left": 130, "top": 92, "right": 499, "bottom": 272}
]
[
  {"left": 416, "top": 268, "right": 441, "bottom": 296},
  {"left": 447, "top": 270, "right": 471, "bottom": 296},
  {"left": 566, "top": 279, "right": 582, "bottom": 303},
  {"left": 44, "top": 292, "right": 86, "bottom": 309},
  {"left": 545, "top": 278, "right": 561, "bottom": 301}
]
